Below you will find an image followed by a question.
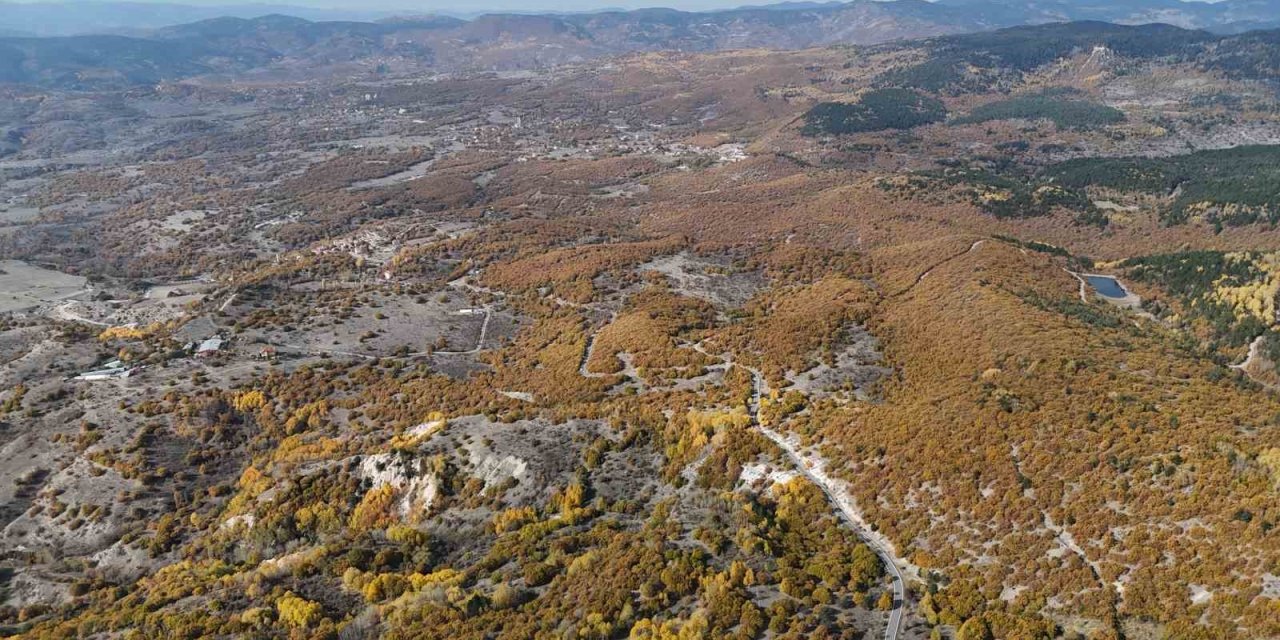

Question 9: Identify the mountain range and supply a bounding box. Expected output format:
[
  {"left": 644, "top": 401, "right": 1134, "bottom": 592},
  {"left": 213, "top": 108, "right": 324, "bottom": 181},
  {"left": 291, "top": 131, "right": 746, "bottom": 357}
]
[
  {"left": 0, "top": 2, "right": 409, "bottom": 37},
  {"left": 2, "top": 0, "right": 1279, "bottom": 88}
]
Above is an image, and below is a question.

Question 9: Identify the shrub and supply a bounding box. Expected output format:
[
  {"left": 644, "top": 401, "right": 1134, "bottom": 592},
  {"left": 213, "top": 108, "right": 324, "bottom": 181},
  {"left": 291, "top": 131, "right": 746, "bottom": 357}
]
[{"left": 276, "top": 592, "right": 322, "bottom": 629}]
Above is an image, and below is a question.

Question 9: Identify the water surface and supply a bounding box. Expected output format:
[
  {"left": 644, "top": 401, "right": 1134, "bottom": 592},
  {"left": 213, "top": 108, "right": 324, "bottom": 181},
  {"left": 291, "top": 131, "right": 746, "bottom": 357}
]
[{"left": 1085, "top": 275, "right": 1127, "bottom": 298}]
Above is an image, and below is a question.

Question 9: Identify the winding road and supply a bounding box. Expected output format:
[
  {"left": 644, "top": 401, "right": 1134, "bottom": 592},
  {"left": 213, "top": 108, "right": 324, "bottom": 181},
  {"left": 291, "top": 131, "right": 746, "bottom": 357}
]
[
  {"left": 685, "top": 343, "right": 910, "bottom": 640},
  {"left": 747, "top": 372, "right": 907, "bottom": 640},
  {"left": 1065, "top": 270, "right": 1090, "bottom": 303},
  {"left": 1232, "top": 334, "right": 1266, "bottom": 373},
  {"left": 1231, "top": 333, "right": 1280, "bottom": 390},
  {"left": 762, "top": 422, "right": 908, "bottom": 640}
]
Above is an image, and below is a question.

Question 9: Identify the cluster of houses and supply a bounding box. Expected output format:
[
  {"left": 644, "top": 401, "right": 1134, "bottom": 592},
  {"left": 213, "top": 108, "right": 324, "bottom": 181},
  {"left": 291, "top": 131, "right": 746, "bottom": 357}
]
[{"left": 74, "top": 334, "right": 230, "bottom": 382}]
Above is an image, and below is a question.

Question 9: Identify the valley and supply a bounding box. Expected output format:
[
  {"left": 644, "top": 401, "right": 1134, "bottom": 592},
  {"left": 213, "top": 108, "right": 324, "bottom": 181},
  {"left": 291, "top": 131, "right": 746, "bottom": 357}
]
[{"left": 0, "top": 10, "right": 1278, "bottom": 640}]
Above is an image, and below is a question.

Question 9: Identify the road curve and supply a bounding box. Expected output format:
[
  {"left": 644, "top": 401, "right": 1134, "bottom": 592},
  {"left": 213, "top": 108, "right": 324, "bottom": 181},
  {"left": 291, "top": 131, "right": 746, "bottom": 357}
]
[
  {"left": 1231, "top": 333, "right": 1280, "bottom": 391},
  {"left": 760, "top": 424, "right": 907, "bottom": 640},
  {"left": 50, "top": 302, "right": 111, "bottom": 327},
  {"left": 737, "top": 361, "right": 908, "bottom": 640}
]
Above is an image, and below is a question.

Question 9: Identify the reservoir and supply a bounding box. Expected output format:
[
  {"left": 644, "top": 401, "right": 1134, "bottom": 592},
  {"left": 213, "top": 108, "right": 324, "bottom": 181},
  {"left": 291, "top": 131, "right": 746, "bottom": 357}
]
[{"left": 1085, "top": 275, "right": 1127, "bottom": 299}]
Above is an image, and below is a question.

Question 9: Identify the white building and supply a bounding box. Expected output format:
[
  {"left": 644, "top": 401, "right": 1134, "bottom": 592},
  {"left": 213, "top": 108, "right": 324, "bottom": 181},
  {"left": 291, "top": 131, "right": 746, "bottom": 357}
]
[{"left": 196, "top": 337, "right": 224, "bottom": 357}]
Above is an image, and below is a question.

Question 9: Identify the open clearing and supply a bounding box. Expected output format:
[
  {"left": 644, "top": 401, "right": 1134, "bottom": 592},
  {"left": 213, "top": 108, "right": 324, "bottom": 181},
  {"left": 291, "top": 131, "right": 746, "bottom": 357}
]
[
  {"left": 230, "top": 288, "right": 510, "bottom": 358},
  {"left": 0, "top": 260, "right": 87, "bottom": 313},
  {"left": 640, "top": 252, "right": 765, "bottom": 308}
]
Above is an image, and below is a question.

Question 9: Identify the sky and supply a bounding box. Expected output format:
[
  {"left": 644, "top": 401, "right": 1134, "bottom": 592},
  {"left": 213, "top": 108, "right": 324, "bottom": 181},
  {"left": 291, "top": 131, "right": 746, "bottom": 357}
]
[
  {"left": 397, "top": 0, "right": 782, "bottom": 9},
  {"left": 4, "top": 0, "right": 817, "bottom": 11},
  {"left": 4, "top": 0, "right": 1225, "bottom": 15}
]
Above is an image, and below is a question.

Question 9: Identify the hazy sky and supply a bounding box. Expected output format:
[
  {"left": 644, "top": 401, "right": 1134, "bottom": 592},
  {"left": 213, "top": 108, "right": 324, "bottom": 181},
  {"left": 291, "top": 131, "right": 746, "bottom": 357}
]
[
  {"left": 402, "top": 0, "right": 783, "bottom": 9},
  {"left": 5, "top": 0, "right": 1225, "bottom": 14},
  {"left": 6, "top": 0, "right": 822, "bottom": 11}
]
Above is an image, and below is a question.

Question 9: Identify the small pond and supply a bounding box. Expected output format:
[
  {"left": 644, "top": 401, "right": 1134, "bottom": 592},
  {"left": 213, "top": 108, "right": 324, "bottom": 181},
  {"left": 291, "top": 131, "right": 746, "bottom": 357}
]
[{"left": 1085, "top": 275, "right": 1127, "bottom": 299}]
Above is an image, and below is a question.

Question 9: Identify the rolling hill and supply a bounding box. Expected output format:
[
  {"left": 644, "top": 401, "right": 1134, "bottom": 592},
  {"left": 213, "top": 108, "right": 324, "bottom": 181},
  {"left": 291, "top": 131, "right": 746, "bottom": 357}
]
[{"left": 2, "top": 0, "right": 1280, "bottom": 89}]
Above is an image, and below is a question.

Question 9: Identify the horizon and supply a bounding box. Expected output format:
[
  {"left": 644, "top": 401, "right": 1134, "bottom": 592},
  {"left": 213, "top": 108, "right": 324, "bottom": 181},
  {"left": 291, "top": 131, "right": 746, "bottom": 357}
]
[
  {"left": 2, "top": 0, "right": 1279, "bottom": 634},
  {"left": 5, "top": 0, "right": 785, "bottom": 11},
  {"left": 0, "top": 0, "right": 1233, "bottom": 16}
]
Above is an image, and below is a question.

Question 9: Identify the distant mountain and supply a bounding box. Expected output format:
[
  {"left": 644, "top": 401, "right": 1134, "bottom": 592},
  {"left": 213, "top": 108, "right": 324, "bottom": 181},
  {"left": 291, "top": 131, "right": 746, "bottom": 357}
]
[
  {"left": 0, "top": 1, "right": 1000, "bottom": 89},
  {"left": 0, "top": 1, "right": 411, "bottom": 37},
  {"left": 547, "top": 0, "right": 1006, "bottom": 51},
  {"left": 4, "top": 0, "right": 1278, "bottom": 39},
  {"left": 933, "top": 0, "right": 1280, "bottom": 32},
  {"left": 1, "top": 0, "right": 1279, "bottom": 89}
]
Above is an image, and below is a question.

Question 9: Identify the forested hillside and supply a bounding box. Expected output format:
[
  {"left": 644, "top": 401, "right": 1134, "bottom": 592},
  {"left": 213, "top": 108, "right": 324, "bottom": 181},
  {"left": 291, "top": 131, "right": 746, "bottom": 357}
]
[{"left": 2, "top": 17, "right": 1280, "bottom": 640}]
